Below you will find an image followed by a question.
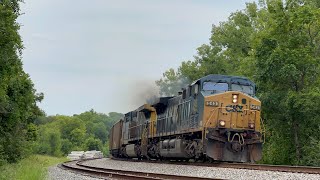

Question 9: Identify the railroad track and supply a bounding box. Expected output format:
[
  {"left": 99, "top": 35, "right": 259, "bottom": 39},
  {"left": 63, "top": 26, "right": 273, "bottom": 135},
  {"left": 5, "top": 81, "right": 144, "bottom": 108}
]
[
  {"left": 61, "top": 159, "right": 220, "bottom": 179},
  {"left": 112, "top": 157, "right": 320, "bottom": 175}
]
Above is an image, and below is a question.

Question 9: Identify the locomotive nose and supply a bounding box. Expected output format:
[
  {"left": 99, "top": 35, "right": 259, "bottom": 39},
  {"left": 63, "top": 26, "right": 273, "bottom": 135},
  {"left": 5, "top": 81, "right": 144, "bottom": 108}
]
[{"left": 203, "top": 92, "right": 261, "bottom": 130}]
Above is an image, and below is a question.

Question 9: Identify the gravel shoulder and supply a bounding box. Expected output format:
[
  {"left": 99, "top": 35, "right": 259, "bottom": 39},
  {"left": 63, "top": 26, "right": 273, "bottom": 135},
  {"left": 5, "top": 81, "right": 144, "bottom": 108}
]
[
  {"left": 82, "top": 158, "right": 320, "bottom": 180},
  {"left": 47, "top": 165, "right": 103, "bottom": 180}
]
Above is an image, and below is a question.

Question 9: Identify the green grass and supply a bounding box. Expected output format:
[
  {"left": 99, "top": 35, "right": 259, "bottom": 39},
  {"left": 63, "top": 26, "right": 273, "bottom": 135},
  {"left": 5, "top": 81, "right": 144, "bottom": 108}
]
[{"left": 0, "top": 155, "right": 68, "bottom": 180}]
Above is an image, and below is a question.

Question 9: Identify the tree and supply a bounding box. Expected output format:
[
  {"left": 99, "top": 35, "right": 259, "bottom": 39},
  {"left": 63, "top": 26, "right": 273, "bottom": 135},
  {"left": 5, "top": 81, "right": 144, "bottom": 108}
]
[
  {"left": 33, "top": 110, "right": 123, "bottom": 157},
  {"left": 155, "top": 68, "right": 191, "bottom": 96},
  {"left": 0, "top": 0, "right": 43, "bottom": 163},
  {"left": 84, "top": 136, "right": 103, "bottom": 151},
  {"left": 36, "top": 126, "right": 62, "bottom": 156},
  {"left": 70, "top": 128, "right": 86, "bottom": 146},
  {"left": 48, "top": 131, "right": 62, "bottom": 156},
  {"left": 61, "top": 139, "right": 73, "bottom": 155},
  {"left": 58, "top": 116, "right": 86, "bottom": 141},
  {"left": 254, "top": 0, "right": 320, "bottom": 164},
  {"left": 92, "top": 122, "right": 107, "bottom": 143}
]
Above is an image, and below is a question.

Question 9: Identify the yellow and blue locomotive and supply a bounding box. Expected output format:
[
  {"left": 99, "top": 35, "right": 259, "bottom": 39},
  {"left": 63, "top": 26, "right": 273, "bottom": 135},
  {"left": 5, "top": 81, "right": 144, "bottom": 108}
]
[{"left": 109, "top": 74, "right": 264, "bottom": 163}]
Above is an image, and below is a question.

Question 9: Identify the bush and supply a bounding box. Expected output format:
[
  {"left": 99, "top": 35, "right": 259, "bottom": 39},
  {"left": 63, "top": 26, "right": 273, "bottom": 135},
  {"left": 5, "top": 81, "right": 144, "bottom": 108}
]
[
  {"left": 61, "top": 139, "right": 73, "bottom": 155},
  {"left": 102, "top": 141, "right": 110, "bottom": 157},
  {"left": 301, "top": 138, "right": 320, "bottom": 166},
  {"left": 35, "top": 128, "right": 62, "bottom": 156},
  {"left": 84, "top": 136, "right": 103, "bottom": 151}
]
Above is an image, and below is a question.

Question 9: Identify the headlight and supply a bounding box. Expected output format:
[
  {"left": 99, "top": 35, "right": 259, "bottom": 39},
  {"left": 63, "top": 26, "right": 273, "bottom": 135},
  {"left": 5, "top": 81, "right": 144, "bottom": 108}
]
[
  {"left": 248, "top": 123, "right": 255, "bottom": 129},
  {"left": 232, "top": 94, "right": 238, "bottom": 103},
  {"left": 219, "top": 120, "right": 226, "bottom": 127}
]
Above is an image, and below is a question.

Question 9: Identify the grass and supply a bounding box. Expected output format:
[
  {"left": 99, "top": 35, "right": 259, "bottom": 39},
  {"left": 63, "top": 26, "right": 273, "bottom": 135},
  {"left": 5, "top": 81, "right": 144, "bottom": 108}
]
[{"left": 0, "top": 155, "right": 68, "bottom": 180}]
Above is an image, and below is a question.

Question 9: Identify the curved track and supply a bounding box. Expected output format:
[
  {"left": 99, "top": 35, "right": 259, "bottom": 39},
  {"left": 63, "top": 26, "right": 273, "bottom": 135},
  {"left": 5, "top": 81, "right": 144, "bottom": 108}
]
[
  {"left": 111, "top": 157, "right": 320, "bottom": 174},
  {"left": 61, "top": 159, "right": 220, "bottom": 180}
]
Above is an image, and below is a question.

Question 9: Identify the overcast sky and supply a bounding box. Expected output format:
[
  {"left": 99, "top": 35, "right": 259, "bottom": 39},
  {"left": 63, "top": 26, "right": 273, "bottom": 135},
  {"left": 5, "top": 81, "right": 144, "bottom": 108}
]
[{"left": 18, "top": 0, "right": 253, "bottom": 115}]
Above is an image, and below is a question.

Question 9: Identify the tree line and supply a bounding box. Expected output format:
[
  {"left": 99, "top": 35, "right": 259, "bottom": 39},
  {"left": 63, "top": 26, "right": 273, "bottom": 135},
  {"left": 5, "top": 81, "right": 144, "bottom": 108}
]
[
  {"left": 156, "top": 0, "right": 320, "bottom": 166},
  {"left": 0, "top": 0, "right": 44, "bottom": 165},
  {"left": 33, "top": 110, "right": 122, "bottom": 157}
]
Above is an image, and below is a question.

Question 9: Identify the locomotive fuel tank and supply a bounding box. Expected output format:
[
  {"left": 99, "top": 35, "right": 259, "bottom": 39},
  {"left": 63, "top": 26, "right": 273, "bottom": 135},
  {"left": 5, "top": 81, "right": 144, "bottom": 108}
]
[
  {"left": 160, "top": 139, "right": 189, "bottom": 158},
  {"left": 125, "top": 144, "right": 138, "bottom": 158}
]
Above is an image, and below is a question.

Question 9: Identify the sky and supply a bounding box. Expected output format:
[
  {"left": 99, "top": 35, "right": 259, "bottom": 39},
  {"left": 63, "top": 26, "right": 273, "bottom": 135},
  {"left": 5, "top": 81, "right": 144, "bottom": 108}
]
[{"left": 18, "top": 0, "right": 253, "bottom": 115}]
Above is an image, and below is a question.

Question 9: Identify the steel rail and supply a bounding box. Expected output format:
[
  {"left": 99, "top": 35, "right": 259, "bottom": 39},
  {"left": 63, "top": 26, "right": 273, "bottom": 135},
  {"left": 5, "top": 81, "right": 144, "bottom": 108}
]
[
  {"left": 61, "top": 159, "right": 221, "bottom": 180},
  {"left": 218, "top": 163, "right": 320, "bottom": 174},
  {"left": 111, "top": 157, "right": 320, "bottom": 175}
]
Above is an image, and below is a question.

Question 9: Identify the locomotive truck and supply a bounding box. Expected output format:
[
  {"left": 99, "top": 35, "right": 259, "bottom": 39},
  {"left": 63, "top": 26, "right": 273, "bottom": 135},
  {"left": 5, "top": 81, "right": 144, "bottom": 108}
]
[{"left": 109, "top": 74, "right": 264, "bottom": 163}]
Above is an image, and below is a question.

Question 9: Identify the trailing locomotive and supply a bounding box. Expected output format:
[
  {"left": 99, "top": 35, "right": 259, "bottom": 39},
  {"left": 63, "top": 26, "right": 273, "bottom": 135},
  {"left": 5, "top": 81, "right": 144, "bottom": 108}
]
[{"left": 109, "top": 74, "right": 264, "bottom": 163}]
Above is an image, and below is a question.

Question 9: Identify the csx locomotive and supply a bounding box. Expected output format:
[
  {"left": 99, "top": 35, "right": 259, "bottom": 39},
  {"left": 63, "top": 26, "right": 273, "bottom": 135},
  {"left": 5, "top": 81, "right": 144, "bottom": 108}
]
[{"left": 109, "top": 74, "right": 264, "bottom": 163}]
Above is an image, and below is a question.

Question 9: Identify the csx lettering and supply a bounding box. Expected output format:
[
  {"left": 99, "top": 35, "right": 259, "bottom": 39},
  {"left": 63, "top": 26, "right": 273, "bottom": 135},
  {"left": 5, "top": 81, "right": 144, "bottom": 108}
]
[{"left": 226, "top": 105, "right": 243, "bottom": 112}]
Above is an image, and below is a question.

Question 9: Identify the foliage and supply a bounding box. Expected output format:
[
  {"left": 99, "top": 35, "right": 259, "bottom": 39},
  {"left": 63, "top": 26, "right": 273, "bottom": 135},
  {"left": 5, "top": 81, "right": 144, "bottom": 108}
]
[
  {"left": 0, "top": 0, "right": 44, "bottom": 164},
  {"left": 157, "top": 0, "right": 320, "bottom": 166},
  {"left": 156, "top": 68, "right": 191, "bottom": 96},
  {"left": 84, "top": 136, "right": 103, "bottom": 151},
  {"left": 34, "top": 110, "right": 123, "bottom": 157},
  {"left": 35, "top": 127, "right": 62, "bottom": 156},
  {"left": 302, "top": 137, "right": 320, "bottom": 166},
  {"left": 0, "top": 155, "right": 67, "bottom": 180}
]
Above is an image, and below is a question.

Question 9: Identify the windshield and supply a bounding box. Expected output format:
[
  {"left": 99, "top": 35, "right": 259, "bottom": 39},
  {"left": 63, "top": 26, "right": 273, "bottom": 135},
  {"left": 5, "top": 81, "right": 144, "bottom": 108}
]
[
  {"left": 203, "top": 82, "right": 228, "bottom": 92},
  {"left": 231, "top": 84, "right": 254, "bottom": 95}
]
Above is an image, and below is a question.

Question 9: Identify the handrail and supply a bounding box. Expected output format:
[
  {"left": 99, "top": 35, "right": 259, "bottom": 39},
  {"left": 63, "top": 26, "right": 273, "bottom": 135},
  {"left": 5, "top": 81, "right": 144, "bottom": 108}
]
[
  {"left": 202, "top": 108, "right": 218, "bottom": 142},
  {"left": 260, "top": 117, "right": 266, "bottom": 143}
]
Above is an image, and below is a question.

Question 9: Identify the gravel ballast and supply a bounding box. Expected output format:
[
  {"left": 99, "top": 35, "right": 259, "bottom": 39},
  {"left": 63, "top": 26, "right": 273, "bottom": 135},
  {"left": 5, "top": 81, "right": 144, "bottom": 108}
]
[
  {"left": 47, "top": 166, "right": 102, "bottom": 180},
  {"left": 81, "top": 158, "right": 320, "bottom": 180}
]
